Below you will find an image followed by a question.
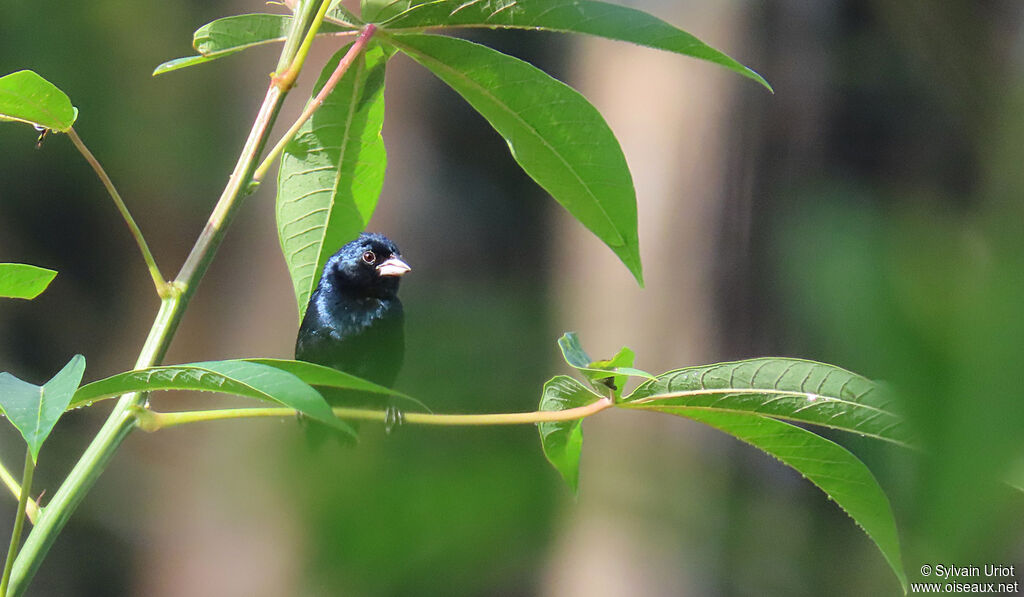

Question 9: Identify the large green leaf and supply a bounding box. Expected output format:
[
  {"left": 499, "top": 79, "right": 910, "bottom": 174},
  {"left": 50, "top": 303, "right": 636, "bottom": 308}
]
[
  {"left": 154, "top": 14, "right": 356, "bottom": 76},
  {"left": 71, "top": 360, "right": 352, "bottom": 435},
  {"left": 380, "top": 0, "right": 770, "bottom": 91},
  {"left": 0, "top": 70, "right": 78, "bottom": 131},
  {"left": 538, "top": 375, "right": 601, "bottom": 494},
  {"left": 0, "top": 264, "right": 57, "bottom": 300},
  {"left": 276, "top": 44, "right": 389, "bottom": 315},
  {"left": 0, "top": 355, "right": 86, "bottom": 462},
  {"left": 621, "top": 358, "right": 914, "bottom": 447},
  {"left": 390, "top": 33, "right": 643, "bottom": 284},
  {"left": 660, "top": 408, "right": 907, "bottom": 593}
]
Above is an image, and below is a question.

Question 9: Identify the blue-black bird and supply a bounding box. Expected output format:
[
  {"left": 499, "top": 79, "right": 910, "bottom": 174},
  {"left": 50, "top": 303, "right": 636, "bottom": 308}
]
[{"left": 296, "top": 233, "right": 411, "bottom": 412}]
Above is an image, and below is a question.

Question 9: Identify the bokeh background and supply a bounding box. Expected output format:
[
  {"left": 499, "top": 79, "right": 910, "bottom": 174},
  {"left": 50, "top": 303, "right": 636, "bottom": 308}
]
[{"left": 2, "top": 1, "right": 1023, "bottom": 595}]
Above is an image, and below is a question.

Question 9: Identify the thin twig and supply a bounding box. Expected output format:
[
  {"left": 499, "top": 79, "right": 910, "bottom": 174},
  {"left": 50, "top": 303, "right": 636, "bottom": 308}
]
[{"left": 65, "top": 127, "right": 169, "bottom": 297}]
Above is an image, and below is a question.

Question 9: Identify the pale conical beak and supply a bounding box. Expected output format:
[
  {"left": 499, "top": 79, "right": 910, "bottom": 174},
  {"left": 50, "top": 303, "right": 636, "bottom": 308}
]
[{"left": 376, "top": 256, "right": 411, "bottom": 277}]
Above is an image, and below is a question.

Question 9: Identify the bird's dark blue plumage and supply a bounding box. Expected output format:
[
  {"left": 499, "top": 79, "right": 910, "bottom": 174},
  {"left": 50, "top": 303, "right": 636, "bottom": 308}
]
[{"left": 296, "top": 233, "right": 410, "bottom": 395}]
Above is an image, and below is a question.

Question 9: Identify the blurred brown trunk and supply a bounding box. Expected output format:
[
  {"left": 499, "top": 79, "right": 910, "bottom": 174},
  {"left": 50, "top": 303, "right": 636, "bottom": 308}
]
[{"left": 543, "top": 3, "right": 748, "bottom": 595}]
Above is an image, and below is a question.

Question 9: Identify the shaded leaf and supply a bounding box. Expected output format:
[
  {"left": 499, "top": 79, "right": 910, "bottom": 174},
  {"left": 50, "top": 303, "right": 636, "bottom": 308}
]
[
  {"left": 622, "top": 358, "right": 914, "bottom": 447},
  {"left": 277, "top": 44, "right": 389, "bottom": 315},
  {"left": 381, "top": 0, "right": 770, "bottom": 91},
  {"left": 154, "top": 14, "right": 355, "bottom": 76},
  {"left": 0, "top": 264, "right": 57, "bottom": 300},
  {"left": 0, "top": 355, "right": 86, "bottom": 462},
  {"left": 0, "top": 70, "right": 77, "bottom": 131},
  {"left": 658, "top": 408, "right": 907, "bottom": 593},
  {"left": 538, "top": 375, "right": 600, "bottom": 494},
  {"left": 390, "top": 34, "right": 643, "bottom": 284},
  {"left": 71, "top": 360, "right": 352, "bottom": 435}
]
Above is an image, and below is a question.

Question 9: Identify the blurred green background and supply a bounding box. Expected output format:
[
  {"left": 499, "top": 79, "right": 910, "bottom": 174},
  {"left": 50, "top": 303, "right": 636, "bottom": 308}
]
[{"left": 1, "top": 1, "right": 1022, "bottom": 595}]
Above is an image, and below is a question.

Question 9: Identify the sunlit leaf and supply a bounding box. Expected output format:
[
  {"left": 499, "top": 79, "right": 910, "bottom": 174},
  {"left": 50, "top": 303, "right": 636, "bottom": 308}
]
[
  {"left": 556, "top": 332, "right": 653, "bottom": 399},
  {"left": 0, "top": 70, "right": 78, "bottom": 131},
  {"left": 276, "top": 44, "right": 389, "bottom": 315},
  {"left": 244, "top": 358, "right": 404, "bottom": 397},
  {"left": 538, "top": 375, "right": 600, "bottom": 494},
  {"left": 153, "top": 13, "right": 355, "bottom": 76},
  {"left": 659, "top": 408, "right": 907, "bottom": 593},
  {"left": 621, "top": 358, "right": 914, "bottom": 447},
  {"left": 381, "top": 0, "right": 770, "bottom": 91},
  {"left": 71, "top": 360, "right": 352, "bottom": 435},
  {"left": 0, "top": 355, "right": 86, "bottom": 462},
  {"left": 0, "top": 264, "right": 57, "bottom": 300},
  {"left": 390, "top": 33, "right": 643, "bottom": 284}
]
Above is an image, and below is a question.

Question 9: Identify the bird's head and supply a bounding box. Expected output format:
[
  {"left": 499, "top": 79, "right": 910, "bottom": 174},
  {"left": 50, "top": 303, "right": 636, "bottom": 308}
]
[{"left": 323, "top": 232, "right": 410, "bottom": 299}]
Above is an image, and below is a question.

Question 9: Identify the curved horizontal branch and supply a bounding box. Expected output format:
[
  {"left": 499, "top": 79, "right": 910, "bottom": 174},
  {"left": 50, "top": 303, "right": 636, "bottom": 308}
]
[{"left": 132, "top": 397, "right": 614, "bottom": 432}]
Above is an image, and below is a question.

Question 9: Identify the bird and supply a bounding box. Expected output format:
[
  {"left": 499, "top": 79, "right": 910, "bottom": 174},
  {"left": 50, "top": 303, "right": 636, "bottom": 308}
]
[{"left": 295, "top": 232, "right": 410, "bottom": 428}]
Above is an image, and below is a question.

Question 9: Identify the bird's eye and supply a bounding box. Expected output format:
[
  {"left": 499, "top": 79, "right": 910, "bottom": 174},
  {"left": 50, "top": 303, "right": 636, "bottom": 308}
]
[{"left": 361, "top": 250, "right": 377, "bottom": 265}]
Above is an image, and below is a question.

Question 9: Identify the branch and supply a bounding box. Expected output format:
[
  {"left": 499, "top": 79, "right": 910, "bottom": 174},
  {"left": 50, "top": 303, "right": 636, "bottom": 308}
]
[
  {"left": 133, "top": 398, "right": 615, "bottom": 432},
  {"left": 5, "top": 2, "right": 326, "bottom": 593}
]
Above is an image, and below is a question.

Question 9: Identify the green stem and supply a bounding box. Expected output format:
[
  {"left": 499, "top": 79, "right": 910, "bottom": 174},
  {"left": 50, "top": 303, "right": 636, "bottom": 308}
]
[
  {"left": 5, "top": 4, "right": 323, "bottom": 594},
  {"left": 0, "top": 452, "right": 35, "bottom": 597},
  {"left": 253, "top": 23, "right": 377, "bottom": 183},
  {"left": 273, "top": 0, "right": 333, "bottom": 91},
  {"left": 135, "top": 398, "right": 614, "bottom": 432},
  {"left": 65, "top": 127, "right": 168, "bottom": 298},
  {"left": 0, "top": 459, "right": 38, "bottom": 527}
]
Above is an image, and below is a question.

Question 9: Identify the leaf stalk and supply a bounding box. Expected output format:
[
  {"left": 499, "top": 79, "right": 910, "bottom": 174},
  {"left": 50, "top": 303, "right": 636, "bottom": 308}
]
[
  {"left": 65, "top": 127, "right": 168, "bottom": 297},
  {"left": 0, "top": 459, "right": 38, "bottom": 526},
  {"left": 0, "top": 452, "right": 34, "bottom": 597},
  {"left": 254, "top": 23, "right": 378, "bottom": 183}
]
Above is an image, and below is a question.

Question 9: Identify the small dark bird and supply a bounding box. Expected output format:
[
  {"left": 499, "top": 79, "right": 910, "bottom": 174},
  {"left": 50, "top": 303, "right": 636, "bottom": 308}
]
[{"left": 296, "top": 233, "right": 410, "bottom": 421}]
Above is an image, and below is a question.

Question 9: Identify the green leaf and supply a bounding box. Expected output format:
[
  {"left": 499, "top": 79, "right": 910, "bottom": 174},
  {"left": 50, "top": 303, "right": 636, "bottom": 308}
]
[
  {"left": 621, "top": 358, "right": 914, "bottom": 447},
  {"left": 557, "top": 332, "right": 654, "bottom": 398},
  {"left": 660, "top": 409, "right": 907, "bottom": 593},
  {"left": 71, "top": 360, "right": 353, "bottom": 436},
  {"left": 0, "top": 264, "right": 57, "bottom": 300},
  {"left": 390, "top": 33, "right": 643, "bottom": 284},
  {"left": 0, "top": 355, "right": 86, "bottom": 462},
  {"left": 362, "top": 0, "right": 413, "bottom": 22},
  {"left": 328, "top": 4, "right": 364, "bottom": 27},
  {"left": 243, "top": 358, "right": 405, "bottom": 397},
  {"left": 538, "top": 375, "right": 601, "bottom": 494},
  {"left": 153, "top": 14, "right": 355, "bottom": 76},
  {"left": 277, "top": 44, "right": 389, "bottom": 315},
  {"left": 0, "top": 70, "right": 78, "bottom": 132},
  {"left": 381, "top": 0, "right": 770, "bottom": 91}
]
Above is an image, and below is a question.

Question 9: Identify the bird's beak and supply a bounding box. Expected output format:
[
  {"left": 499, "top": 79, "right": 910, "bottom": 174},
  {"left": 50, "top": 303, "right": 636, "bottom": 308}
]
[{"left": 376, "top": 256, "right": 411, "bottom": 277}]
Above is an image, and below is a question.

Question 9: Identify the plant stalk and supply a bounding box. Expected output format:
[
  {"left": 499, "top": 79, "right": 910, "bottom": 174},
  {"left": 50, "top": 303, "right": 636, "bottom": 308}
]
[
  {"left": 135, "top": 398, "right": 615, "bottom": 431},
  {"left": 66, "top": 127, "right": 168, "bottom": 297},
  {"left": 5, "top": 3, "right": 323, "bottom": 593},
  {"left": 0, "top": 459, "right": 37, "bottom": 526},
  {"left": 253, "top": 23, "right": 378, "bottom": 183},
  {"left": 0, "top": 452, "right": 35, "bottom": 597}
]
